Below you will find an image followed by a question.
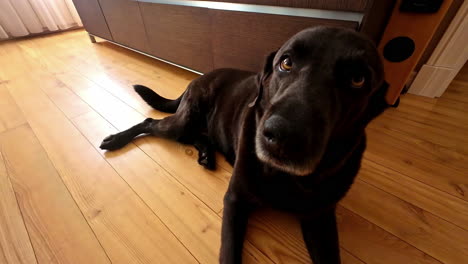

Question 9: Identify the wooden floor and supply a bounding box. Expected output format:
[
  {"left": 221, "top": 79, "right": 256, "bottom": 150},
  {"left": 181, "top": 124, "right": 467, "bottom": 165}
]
[{"left": 0, "top": 29, "right": 466, "bottom": 264}]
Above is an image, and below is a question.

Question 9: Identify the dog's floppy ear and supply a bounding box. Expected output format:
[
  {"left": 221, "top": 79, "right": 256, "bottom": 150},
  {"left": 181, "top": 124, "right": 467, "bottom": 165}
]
[{"left": 249, "top": 51, "right": 277, "bottom": 107}]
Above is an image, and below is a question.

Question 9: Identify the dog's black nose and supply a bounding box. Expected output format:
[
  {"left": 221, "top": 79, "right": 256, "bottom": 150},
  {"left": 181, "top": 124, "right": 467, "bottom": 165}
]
[{"left": 263, "top": 115, "right": 290, "bottom": 145}]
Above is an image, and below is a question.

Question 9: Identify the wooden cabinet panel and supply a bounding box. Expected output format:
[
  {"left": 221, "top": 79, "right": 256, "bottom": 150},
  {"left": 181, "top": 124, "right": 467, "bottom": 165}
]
[
  {"left": 71, "top": 0, "right": 112, "bottom": 39},
  {"left": 98, "top": 0, "right": 150, "bottom": 53},
  {"left": 212, "top": 10, "right": 358, "bottom": 72},
  {"left": 198, "top": 0, "right": 368, "bottom": 12},
  {"left": 139, "top": 3, "right": 213, "bottom": 72}
]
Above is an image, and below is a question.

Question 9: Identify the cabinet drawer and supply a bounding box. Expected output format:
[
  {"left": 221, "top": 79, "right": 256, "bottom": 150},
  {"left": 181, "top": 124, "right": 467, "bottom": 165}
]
[
  {"left": 139, "top": 3, "right": 213, "bottom": 72},
  {"left": 213, "top": 10, "right": 358, "bottom": 72},
  {"left": 71, "top": 0, "right": 112, "bottom": 39},
  {"left": 99, "top": 0, "right": 150, "bottom": 53}
]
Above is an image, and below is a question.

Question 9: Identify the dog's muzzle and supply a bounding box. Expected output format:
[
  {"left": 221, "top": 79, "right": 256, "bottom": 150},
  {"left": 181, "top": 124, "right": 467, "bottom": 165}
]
[{"left": 255, "top": 115, "right": 319, "bottom": 176}]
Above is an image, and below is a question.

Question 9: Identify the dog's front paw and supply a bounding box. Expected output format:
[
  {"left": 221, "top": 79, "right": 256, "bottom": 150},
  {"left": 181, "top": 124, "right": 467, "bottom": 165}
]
[
  {"left": 198, "top": 152, "right": 216, "bottom": 170},
  {"left": 100, "top": 134, "right": 127, "bottom": 150}
]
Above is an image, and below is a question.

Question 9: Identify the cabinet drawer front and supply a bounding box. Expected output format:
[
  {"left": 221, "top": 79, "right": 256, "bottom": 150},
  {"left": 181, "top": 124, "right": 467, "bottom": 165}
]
[
  {"left": 99, "top": 0, "right": 150, "bottom": 53},
  {"left": 72, "top": 0, "right": 112, "bottom": 39},
  {"left": 139, "top": 3, "right": 213, "bottom": 72},
  {"left": 213, "top": 10, "right": 357, "bottom": 72}
]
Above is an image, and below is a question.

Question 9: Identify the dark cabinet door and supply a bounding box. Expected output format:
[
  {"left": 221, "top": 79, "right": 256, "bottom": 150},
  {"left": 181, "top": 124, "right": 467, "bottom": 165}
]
[
  {"left": 139, "top": 3, "right": 213, "bottom": 73},
  {"left": 71, "top": 0, "right": 112, "bottom": 39},
  {"left": 212, "top": 11, "right": 358, "bottom": 72},
  {"left": 98, "top": 0, "right": 150, "bottom": 53}
]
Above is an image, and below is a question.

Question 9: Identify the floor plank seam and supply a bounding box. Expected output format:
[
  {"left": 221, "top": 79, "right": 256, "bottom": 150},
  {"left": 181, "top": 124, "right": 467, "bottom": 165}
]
[
  {"left": 340, "top": 202, "right": 448, "bottom": 264},
  {"left": 341, "top": 247, "right": 366, "bottom": 264},
  {"left": 363, "top": 156, "right": 467, "bottom": 203},
  {"left": 356, "top": 175, "right": 468, "bottom": 231},
  {"left": 368, "top": 124, "right": 468, "bottom": 160},
  {"left": 0, "top": 150, "right": 39, "bottom": 264},
  {"left": 66, "top": 110, "right": 213, "bottom": 263},
  {"left": 33, "top": 52, "right": 222, "bottom": 217},
  {"left": 27, "top": 45, "right": 228, "bottom": 256},
  {"left": 73, "top": 128, "right": 204, "bottom": 263},
  {"left": 337, "top": 204, "right": 445, "bottom": 264},
  {"left": 5, "top": 80, "right": 115, "bottom": 263}
]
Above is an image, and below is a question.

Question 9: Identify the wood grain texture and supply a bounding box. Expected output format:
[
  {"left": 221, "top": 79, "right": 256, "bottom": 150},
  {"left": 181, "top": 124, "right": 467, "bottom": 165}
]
[
  {"left": 5, "top": 41, "right": 93, "bottom": 119},
  {"left": 197, "top": 0, "right": 368, "bottom": 11},
  {"left": 212, "top": 10, "right": 357, "bottom": 72},
  {"left": 55, "top": 71, "right": 229, "bottom": 212},
  {"left": 246, "top": 208, "right": 441, "bottom": 264},
  {"left": 72, "top": 111, "right": 271, "bottom": 264},
  {"left": 1, "top": 29, "right": 468, "bottom": 264},
  {"left": 0, "top": 125, "right": 111, "bottom": 264},
  {"left": 342, "top": 180, "right": 468, "bottom": 264},
  {"left": 98, "top": 0, "right": 151, "bottom": 53},
  {"left": 6, "top": 73, "right": 197, "bottom": 264},
  {"left": 139, "top": 3, "right": 214, "bottom": 72},
  {"left": 0, "top": 83, "right": 26, "bottom": 133},
  {"left": 11, "top": 35, "right": 228, "bottom": 213},
  {"left": 359, "top": 159, "right": 468, "bottom": 230},
  {"left": 441, "top": 80, "right": 468, "bottom": 103},
  {"left": 365, "top": 125, "right": 468, "bottom": 201},
  {"left": 0, "top": 152, "right": 37, "bottom": 264}
]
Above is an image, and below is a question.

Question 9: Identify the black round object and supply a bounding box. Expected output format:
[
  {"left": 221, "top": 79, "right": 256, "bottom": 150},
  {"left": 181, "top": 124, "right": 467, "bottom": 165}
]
[{"left": 383, "top": 36, "right": 415, "bottom": 62}]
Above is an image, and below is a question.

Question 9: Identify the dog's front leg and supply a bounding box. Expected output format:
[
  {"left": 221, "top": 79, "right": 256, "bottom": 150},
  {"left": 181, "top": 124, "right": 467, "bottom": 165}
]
[
  {"left": 301, "top": 207, "right": 341, "bottom": 264},
  {"left": 220, "top": 190, "right": 252, "bottom": 264}
]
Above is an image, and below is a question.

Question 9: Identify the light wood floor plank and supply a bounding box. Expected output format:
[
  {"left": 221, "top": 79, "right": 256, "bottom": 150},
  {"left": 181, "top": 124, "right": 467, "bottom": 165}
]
[
  {"left": 0, "top": 125, "right": 110, "bottom": 264},
  {"left": 71, "top": 110, "right": 272, "bottom": 264},
  {"left": 21, "top": 67, "right": 93, "bottom": 119},
  {"left": 0, "top": 42, "right": 36, "bottom": 81},
  {"left": 0, "top": 151, "right": 37, "bottom": 264},
  {"left": 336, "top": 207, "right": 440, "bottom": 264},
  {"left": 367, "top": 125, "right": 468, "bottom": 171},
  {"left": 360, "top": 159, "right": 468, "bottom": 229},
  {"left": 399, "top": 94, "right": 468, "bottom": 128},
  {"left": 6, "top": 73, "right": 198, "bottom": 264},
  {"left": 364, "top": 129, "right": 467, "bottom": 201},
  {"left": 342, "top": 180, "right": 468, "bottom": 264},
  {"left": 247, "top": 208, "right": 440, "bottom": 264},
  {"left": 370, "top": 114, "right": 468, "bottom": 156},
  {"left": 441, "top": 81, "right": 468, "bottom": 103},
  {"left": 0, "top": 84, "right": 27, "bottom": 133},
  {"left": 55, "top": 71, "right": 229, "bottom": 212},
  {"left": 30, "top": 33, "right": 188, "bottom": 117}
]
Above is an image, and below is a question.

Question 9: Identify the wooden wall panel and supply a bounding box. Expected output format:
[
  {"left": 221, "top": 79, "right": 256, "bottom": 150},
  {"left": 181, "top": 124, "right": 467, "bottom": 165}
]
[
  {"left": 98, "top": 0, "right": 150, "bottom": 53},
  {"left": 139, "top": 3, "right": 213, "bottom": 72},
  {"left": 212, "top": 10, "right": 357, "bottom": 72}
]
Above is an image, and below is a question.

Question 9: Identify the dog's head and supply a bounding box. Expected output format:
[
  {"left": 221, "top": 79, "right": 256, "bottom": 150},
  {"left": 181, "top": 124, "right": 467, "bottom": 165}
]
[{"left": 254, "top": 27, "right": 388, "bottom": 176}]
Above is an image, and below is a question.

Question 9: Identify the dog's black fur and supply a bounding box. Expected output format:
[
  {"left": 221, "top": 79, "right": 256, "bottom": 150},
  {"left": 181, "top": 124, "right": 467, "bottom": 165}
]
[{"left": 100, "top": 27, "right": 389, "bottom": 264}]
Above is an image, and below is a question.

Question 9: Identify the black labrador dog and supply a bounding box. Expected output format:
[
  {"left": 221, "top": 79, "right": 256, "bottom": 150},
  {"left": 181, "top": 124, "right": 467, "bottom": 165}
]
[{"left": 100, "top": 26, "right": 389, "bottom": 264}]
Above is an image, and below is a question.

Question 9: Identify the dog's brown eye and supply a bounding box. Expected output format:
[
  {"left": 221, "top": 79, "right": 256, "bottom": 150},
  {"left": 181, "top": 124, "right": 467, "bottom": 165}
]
[
  {"left": 351, "top": 76, "right": 365, "bottom": 88},
  {"left": 279, "top": 57, "right": 293, "bottom": 72}
]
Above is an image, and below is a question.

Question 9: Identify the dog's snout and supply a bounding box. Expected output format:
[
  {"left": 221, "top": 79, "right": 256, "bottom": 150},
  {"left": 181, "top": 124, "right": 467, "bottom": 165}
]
[{"left": 263, "top": 115, "right": 290, "bottom": 146}]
